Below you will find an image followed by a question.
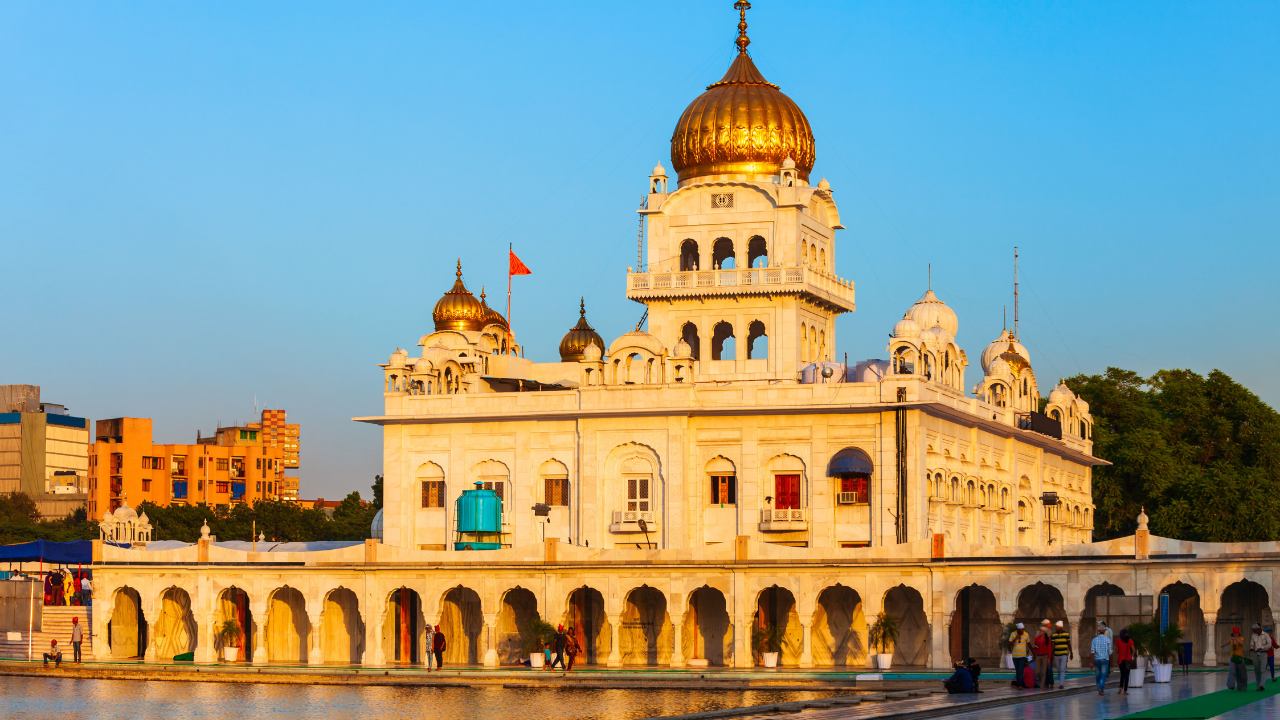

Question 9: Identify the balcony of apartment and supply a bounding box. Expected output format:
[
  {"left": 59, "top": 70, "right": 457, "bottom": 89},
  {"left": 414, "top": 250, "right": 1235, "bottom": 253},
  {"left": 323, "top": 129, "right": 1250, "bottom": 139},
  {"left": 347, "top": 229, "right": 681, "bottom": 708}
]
[
  {"left": 759, "top": 507, "right": 808, "bottom": 532},
  {"left": 626, "top": 266, "right": 855, "bottom": 312},
  {"left": 609, "top": 510, "right": 657, "bottom": 534}
]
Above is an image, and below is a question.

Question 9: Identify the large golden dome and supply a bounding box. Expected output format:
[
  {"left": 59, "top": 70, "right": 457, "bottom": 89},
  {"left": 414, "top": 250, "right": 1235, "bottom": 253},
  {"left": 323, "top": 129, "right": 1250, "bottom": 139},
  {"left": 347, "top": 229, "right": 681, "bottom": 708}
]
[
  {"left": 670, "top": 4, "right": 815, "bottom": 184},
  {"left": 432, "top": 260, "right": 487, "bottom": 332},
  {"left": 559, "top": 299, "right": 605, "bottom": 362}
]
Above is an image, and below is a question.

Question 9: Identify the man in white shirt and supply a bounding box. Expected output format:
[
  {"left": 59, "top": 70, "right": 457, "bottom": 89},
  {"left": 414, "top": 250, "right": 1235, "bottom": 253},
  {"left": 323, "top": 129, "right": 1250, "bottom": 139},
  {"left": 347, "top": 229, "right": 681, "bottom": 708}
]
[{"left": 1250, "top": 623, "right": 1273, "bottom": 691}]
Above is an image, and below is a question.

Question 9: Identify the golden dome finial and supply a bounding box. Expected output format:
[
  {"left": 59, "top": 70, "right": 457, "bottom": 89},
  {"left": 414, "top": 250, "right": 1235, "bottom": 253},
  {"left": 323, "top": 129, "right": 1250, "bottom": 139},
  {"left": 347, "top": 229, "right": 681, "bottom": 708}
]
[
  {"left": 455, "top": 258, "right": 463, "bottom": 279},
  {"left": 560, "top": 298, "right": 605, "bottom": 362},
  {"left": 579, "top": 297, "right": 586, "bottom": 317},
  {"left": 734, "top": 1, "right": 751, "bottom": 55}
]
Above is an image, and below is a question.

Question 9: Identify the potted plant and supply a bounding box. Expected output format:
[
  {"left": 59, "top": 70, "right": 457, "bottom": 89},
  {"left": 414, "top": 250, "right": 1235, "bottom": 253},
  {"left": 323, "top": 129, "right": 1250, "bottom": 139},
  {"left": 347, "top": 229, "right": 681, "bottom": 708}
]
[
  {"left": 1147, "top": 622, "right": 1183, "bottom": 683},
  {"left": 998, "top": 622, "right": 1018, "bottom": 669},
  {"left": 520, "top": 618, "right": 556, "bottom": 669},
  {"left": 751, "top": 623, "right": 783, "bottom": 668},
  {"left": 868, "top": 612, "right": 899, "bottom": 670},
  {"left": 1125, "top": 621, "right": 1156, "bottom": 687},
  {"left": 217, "top": 619, "right": 244, "bottom": 663}
]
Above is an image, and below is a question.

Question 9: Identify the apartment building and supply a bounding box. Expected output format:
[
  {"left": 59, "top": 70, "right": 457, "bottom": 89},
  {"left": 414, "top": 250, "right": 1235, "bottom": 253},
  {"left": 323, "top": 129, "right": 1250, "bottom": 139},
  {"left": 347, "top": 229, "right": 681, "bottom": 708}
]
[
  {"left": 0, "top": 384, "right": 90, "bottom": 519},
  {"left": 197, "top": 409, "right": 301, "bottom": 499},
  {"left": 87, "top": 418, "right": 284, "bottom": 519}
]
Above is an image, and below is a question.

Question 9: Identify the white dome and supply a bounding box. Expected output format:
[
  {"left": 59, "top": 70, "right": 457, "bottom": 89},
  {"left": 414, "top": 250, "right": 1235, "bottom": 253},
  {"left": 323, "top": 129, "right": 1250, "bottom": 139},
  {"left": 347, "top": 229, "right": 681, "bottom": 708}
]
[
  {"left": 781, "top": 156, "right": 797, "bottom": 169},
  {"left": 905, "top": 290, "right": 958, "bottom": 338},
  {"left": 608, "top": 330, "right": 666, "bottom": 357},
  {"left": 370, "top": 508, "right": 383, "bottom": 541},
  {"left": 980, "top": 330, "right": 1030, "bottom": 374},
  {"left": 652, "top": 163, "right": 667, "bottom": 177},
  {"left": 1048, "top": 383, "right": 1075, "bottom": 406},
  {"left": 892, "top": 316, "right": 921, "bottom": 339},
  {"left": 389, "top": 347, "right": 408, "bottom": 368},
  {"left": 673, "top": 338, "right": 692, "bottom": 357},
  {"left": 412, "top": 357, "right": 433, "bottom": 373},
  {"left": 920, "top": 322, "right": 952, "bottom": 348},
  {"left": 582, "top": 343, "right": 603, "bottom": 362},
  {"left": 817, "top": 177, "right": 830, "bottom": 190}
]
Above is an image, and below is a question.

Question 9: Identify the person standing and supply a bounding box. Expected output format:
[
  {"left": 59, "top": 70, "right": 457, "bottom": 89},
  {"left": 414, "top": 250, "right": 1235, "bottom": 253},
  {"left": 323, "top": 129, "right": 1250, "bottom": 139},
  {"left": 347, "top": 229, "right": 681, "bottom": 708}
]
[
  {"left": 1114, "top": 627, "right": 1136, "bottom": 696},
  {"left": 1009, "top": 623, "right": 1031, "bottom": 688},
  {"left": 80, "top": 573, "right": 92, "bottom": 606},
  {"left": 550, "top": 625, "right": 567, "bottom": 670},
  {"left": 1091, "top": 626, "right": 1113, "bottom": 695},
  {"left": 565, "top": 627, "right": 579, "bottom": 671},
  {"left": 1267, "top": 627, "right": 1277, "bottom": 681},
  {"left": 70, "top": 617, "right": 83, "bottom": 663},
  {"left": 62, "top": 572, "right": 74, "bottom": 607},
  {"left": 1249, "top": 623, "right": 1272, "bottom": 691},
  {"left": 1051, "top": 620, "right": 1073, "bottom": 689},
  {"left": 432, "top": 625, "right": 446, "bottom": 669},
  {"left": 423, "top": 623, "right": 436, "bottom": 671},
  {"left": 1032, "top": 626, "right": 1052, "bottom": 690},
  {"left": 1228, "top": 626, "right": 1248, "bottom": 691}
]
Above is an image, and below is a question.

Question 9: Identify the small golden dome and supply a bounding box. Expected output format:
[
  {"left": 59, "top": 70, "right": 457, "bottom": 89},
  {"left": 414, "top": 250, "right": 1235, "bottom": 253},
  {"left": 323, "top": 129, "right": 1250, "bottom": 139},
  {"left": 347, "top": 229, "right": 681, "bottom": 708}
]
[
  {"left": 670, "top": 4, "right": 815, "bottom": 184},
  {"left": 559, "top": 298, "right": 605, "bottom": 362},
  {"left": 432, "top": 260, "right": 487, "bottom": 332},
  {"left": 479, "top": 288, "right": 509, "bottom": 329}
]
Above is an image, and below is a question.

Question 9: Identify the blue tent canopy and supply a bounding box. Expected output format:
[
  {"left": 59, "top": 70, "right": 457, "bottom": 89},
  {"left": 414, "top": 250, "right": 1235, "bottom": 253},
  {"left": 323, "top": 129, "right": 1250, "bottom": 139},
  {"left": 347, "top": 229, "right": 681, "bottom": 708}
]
[
  {"left": 828, "top": 449, "right": 874, "bottom": 476},
  {"left": 0, "top": 539, "right": 93, "bottom": 564}
]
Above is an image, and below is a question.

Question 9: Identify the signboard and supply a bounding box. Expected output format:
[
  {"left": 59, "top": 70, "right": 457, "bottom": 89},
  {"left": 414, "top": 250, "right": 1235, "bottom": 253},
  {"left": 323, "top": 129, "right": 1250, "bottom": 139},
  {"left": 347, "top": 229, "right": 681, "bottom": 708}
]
[{"left": 1159, "top": 593, "right": 1170, "bottom": 634}]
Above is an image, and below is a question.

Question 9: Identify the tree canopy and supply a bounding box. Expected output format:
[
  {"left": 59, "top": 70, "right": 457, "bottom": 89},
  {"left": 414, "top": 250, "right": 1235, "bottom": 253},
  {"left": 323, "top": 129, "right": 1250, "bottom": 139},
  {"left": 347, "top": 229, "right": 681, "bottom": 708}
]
[{"left": 1068, "top": 368, "right": 1280, "bottom": 542}]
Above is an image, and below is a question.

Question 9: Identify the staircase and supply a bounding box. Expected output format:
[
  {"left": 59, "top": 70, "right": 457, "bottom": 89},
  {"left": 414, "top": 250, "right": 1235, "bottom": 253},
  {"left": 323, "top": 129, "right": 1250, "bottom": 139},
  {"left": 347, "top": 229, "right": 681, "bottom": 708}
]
[{"left": 0, "top": 606, "right": 94, "bottom": 661}]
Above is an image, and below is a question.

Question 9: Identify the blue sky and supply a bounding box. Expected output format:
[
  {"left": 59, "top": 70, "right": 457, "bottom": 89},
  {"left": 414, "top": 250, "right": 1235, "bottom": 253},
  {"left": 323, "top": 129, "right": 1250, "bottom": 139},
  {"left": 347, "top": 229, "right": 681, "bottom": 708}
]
[{"left": 3, "top": 1, "right": 1277, "bottom": 499}]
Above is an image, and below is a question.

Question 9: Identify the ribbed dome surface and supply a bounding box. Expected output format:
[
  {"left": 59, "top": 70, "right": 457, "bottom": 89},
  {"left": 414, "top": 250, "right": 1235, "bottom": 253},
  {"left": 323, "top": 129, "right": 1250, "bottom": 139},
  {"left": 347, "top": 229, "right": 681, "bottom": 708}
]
[
  {"left": 670, "top": 52, "right": 815, "bottom": 184},
  {"left": 559, "top": 300, "right": 605, "bottom": 362},
  {"left": 433, "top": 261, "right": 487, "bottom": 332}
]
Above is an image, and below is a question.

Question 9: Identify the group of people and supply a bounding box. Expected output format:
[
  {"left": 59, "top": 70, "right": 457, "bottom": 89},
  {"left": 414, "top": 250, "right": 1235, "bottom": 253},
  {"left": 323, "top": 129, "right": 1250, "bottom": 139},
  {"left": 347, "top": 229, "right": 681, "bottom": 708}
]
[
  {"left": 518, "top": 625, "right": 582, "bottom": 671},
  {"left": 1226, "top": 623, "right": 1276, "bottom": 692},
  {"left": 421, "top": 624, "right": 448, "bottom": 670},
  {"left": 1006, "top": 619, "right": 1076, "bottom": 691},
  {"left": 943, "top": 658, "right": 983, "bottom": 694},
  {"left": 41, "top": 616, "right": 86, "bottom": 668},
  {"left": 43, "top": 569, "right": 91, "bottom": 606}
]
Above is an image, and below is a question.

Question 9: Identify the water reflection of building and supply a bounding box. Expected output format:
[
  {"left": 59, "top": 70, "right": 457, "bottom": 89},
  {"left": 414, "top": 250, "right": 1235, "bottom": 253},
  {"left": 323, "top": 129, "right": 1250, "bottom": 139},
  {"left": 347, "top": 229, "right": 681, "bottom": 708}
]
[{"left": 90, "top": 5, "right": 1278, "bottom": 672}]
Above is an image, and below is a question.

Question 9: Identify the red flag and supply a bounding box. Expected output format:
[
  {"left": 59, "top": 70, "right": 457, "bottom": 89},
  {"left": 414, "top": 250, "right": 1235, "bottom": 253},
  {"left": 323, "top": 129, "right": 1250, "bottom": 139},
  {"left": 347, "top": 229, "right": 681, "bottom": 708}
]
[{"left": 509, "top": 250, "right": 532, "bottom": 276}]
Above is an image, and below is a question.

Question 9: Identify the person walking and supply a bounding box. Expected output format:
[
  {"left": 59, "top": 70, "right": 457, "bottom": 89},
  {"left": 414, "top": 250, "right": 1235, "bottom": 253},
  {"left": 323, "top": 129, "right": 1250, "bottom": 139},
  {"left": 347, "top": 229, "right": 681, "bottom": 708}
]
[
  {"left": 1267, "top": 626, "right": 1277, "bottom": 681},
  {"left": 80, "top": 573, "right": 92, "bottom": 606},
  {"left": 42, "top": 639, "right": 62, "bottom": 668},
  {"left": 62, "top": 572, "right": 74, "bottom": 607},
  {"left": 1051, "top": 620, "right": 1073, "bottom": 689},
  {"left": 1228, "top": 626, "right": 1248, "bottom": 691},
  {"left": 550, "top": 625, "right": 567, "bottom": 670},
  {"left": 1114, "top": 627, "right": 1136, "bottom": 695},
  {"left": 1091, "top": 626, "right": 1113, "bottom": 695},
  {"left": 565, "top": 626, "right": 580, "bottom": 671},
  {"left": 70, "top": 616, "right": 83, "bottom": 663},
  {"left": 432, "top": 625, "right": 446, "bottom": 669},
  {"left": 1032, "top": 626, "right": 1052, "bottom": 690},
  {"left": 1249, "top": 623, "right": 1272, "bottom": 691},
  {"left": 1009, "top": 623, "right": 1031, "bottom": 688},
  {"left": 423, "top": 623, "right": 436, "bottom": 671}
]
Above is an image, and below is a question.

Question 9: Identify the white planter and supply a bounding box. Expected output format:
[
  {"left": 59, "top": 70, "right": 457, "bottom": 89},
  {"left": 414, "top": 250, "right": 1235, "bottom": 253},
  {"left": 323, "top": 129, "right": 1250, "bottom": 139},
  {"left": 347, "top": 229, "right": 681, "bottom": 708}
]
[
  {"left": 1002, "top": 653, "right": 1014, "bottom": 669},
  {"left": 1136, "top": 657, "right": 1147, "bottom": 671},
  {"left": 1128, "top": 667, "right": 1145, "bottom": 688},
  {"left": 223, "top": 646, "right": 239, "bottom": 662},
  {"left": 762, "top": 652, "right": 779, "bottom": 668},
  {"left": 874, "top": 653, "right": 893, "bottom": 670},
  {"left": 1152, "top": 662, "right": 1173, "bottom": 683},
  {"left": 529, "top": 653, "right": 545, "bottom": 668}
]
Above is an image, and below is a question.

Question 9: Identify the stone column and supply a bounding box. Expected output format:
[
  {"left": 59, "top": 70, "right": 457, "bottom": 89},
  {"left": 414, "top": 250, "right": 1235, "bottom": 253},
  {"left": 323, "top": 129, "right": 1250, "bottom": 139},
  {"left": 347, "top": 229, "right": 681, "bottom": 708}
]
[
  {"left": 142, "top": 606, "right": 159, "bottom": 661},
  {"left": 1067, "top": 614, "right": 1083, "bottom": 669},
  {"left": 1203, "top": 613, "right": 1217, "bottom": 666},
  {"left": 250, "top": 599, "right": 268, "bottom": 663},
  {"left": 307, "top": 612, "right": 323, "bottom": 665},
  {"left": 933, "top": 617, "right": 952, "bottom": 670},
  {"left": 202, "top": 613, "right": 219, "bottom": 664},
  {"left": 607, "top": 613, "right": 622, "bottom": 668},
  {"left": 482, "top": 614, "right": 498, "bottom": 667},
  {"left": 799, "top": 615, "right": 814, "bottom": 669},
  {"left": 94, "top": 599, "right": 113, "bottom": 661},
  {"left": 365, "top": 608, "right": 381, "bottom": 666},
  {"left": 670, "top": 614, "right": 685, "bottom": 668},
  {"left": 734, "top": 617, "right": 751, "bottom": 668}
]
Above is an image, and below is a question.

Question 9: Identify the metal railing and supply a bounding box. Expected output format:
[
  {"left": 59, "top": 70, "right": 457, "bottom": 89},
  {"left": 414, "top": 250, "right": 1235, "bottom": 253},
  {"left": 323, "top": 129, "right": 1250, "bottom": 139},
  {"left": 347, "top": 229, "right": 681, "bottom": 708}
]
[
  {"left": 760, "top": 508, "right": 807, "bottom": 522},
  {"left": 612, "top": 510, "right": 656, "bottom": 524}
]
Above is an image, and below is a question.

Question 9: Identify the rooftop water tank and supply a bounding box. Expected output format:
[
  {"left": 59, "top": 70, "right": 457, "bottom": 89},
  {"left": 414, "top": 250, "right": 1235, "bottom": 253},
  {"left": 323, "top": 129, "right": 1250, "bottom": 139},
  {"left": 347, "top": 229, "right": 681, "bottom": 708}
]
[{"left": 455, "top": 481, "right": 503, "bottom": 549}]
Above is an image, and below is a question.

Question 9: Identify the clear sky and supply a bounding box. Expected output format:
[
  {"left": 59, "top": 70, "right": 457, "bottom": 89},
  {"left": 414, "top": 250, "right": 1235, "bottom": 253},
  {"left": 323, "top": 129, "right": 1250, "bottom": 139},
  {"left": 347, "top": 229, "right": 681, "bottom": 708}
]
[{"left": 3, "top": 1, "right": 1277, "bottom": 499}]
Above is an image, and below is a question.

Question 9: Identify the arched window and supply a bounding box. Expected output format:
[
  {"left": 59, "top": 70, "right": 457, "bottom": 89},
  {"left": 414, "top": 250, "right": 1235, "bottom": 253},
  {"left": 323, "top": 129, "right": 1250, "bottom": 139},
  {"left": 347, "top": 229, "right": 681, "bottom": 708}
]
[
  {"left": 712, "top": 321, "right": 735, "bottom": 360},
  {"left": 681, "top": 322, "right": 700, "bottom": 361},
  {"left": 706, "top": 457, "right": 736, "bottom": 506},
  {"left": 801, "top": 324, "right": 809, "bottom": 363},
  {"left": 417, "top": 463, "right": 445, "bottom": 508},
  {"left": 819, "top": 247, "right": 826, "bottom": 269},
  {"left": 712, "top": 237, "right": 735, "bottom": 269},
  {"left": 809, "top": 244, "right": 817, "bottom": 266},
  {"left": 1017, "top": 500, "right": 1027, "bottom": 522},
  {"left": 747, "top": 320, "right": 768, "bottom": 360},
  {"left": 819, "top": 330, "right": 826, "bottom": 362},
  {"left": 950, "top": 477, "right": 959, "bottom": 501},
  {"left": 474, "top": 460, "right": 509, "bottom": 504},
  {"left": 747, "top": 236, "right": 768, "bottom": 268},
  {"left": 680, "top": 240, "right": 699, "bottom": 271},
  {"left": 829, "top": 448, "right": 872, "bottom": 504},
  {"left": 988, "top": 484, "right": 996, "bottom": 507},
  {"left": 1001, "top": 487, "right": 1009, "bottom": 510},
  {"left": 540, "top": 460, "right": 570, "bottom": 507},
  {"left": 967, "top": 480, "right": 976, "bottom": 505},
  {"left": 625, "top": 353, "right": 643, "bottom": 383},
  {"left": 893, "top": 346, "right": 915, "bottom": 374},
  {"left": 1049, "top": 409, "right": 1060, "bottom": 421}
]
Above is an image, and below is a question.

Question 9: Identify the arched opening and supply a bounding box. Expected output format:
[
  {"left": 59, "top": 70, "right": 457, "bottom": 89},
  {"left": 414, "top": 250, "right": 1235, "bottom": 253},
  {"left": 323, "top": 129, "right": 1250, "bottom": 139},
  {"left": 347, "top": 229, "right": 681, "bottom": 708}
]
[
  {"left": 755, "top": 585, "right": 801, "bottom": 666},
  {"left": 893, "top": 346, "right": 915, "bottom": 375},
  {"left": 747, "top": 236, "right": 768, "bottom": 268},
  {"left": 950, "top": 585, "right": 1000, "bottom": 665},
  {"left": 626, "top": 353, "right": 642, "bottom": 384},
  {"left": 815, "top": 585, "right": 865, "bottom": 667},
  {"left": 382, "top": 587, "right": 424, "bottom": 664},
  {"left": 496, "top": 587, "right": 540, "bottom": 665},
  {"left": 215, "top": 587, "right": 252, "bottom": 661},
  {"left": 706, "top": 456, "right": 736, "bottom": 506},
  {"left": 621, "top": 586, "right": 671, "bottom": 665},
  {"left": 680, "top": 240, "right": 699, "bottom": 271},
  {"left": 565, "top": 587, "right": 607, "bottom": 666},
  {"left": 1219, "top": 580, "right": 1273, "bottom": 657},
  {"left": 683, "top": 586, "right": 731, "bottom": 666},
  {"left": 801, "top": 324, "right": 809, "bottom": 363},
  {"left": 440, "top": 586, "right": 484, "bottom": 665},
  {"left": 108, "top": 587, "right": 145, "bottom": 659},
  {"left": 712, "top": 322, "right": 735, "bottom": 361},
  {"left": 1160, "top": 582, "right": 1204, "bottom": 663},
  {"left": 681, "top": 322, "right": 701, "bottom": 362},
  {"left": 321, "top": 588, "right": 364, "bottom": 665},
  {"left": 153, "top": 587, "right": 197, "bottom": 660},
  {"left": 829, "top": 448, "right": 872, "bottom": 506},
  {"left": 820, "top": 247, "right": 826, "bottom": 269},
  {"left": 712, "top": 237, "right": 735, "bottom": 269},
  {"left": 884, "top": 585, "right": 929, "bottom": 667},
  {"left": 1079, "top": 583, "right": 1124, "bottom": 660},
  {"left": 417, "top": 462, "right": 446, "bottom": 509},
  {"left": 265, "top": 587, "right": 310, "bottom": 664},
  {"left": 1015, "top": 582, "right": 1066, "bottom": 632},
  {"left": 746, "top": 320, "right": 767, "bottom": 360}
]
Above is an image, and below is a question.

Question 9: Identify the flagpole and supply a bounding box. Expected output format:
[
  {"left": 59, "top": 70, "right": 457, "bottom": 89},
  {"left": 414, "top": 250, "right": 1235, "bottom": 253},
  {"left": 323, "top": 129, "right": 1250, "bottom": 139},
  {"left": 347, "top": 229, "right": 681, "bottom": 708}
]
[{"left": 508, "top": 243, "right": 513, "bottom": 336}]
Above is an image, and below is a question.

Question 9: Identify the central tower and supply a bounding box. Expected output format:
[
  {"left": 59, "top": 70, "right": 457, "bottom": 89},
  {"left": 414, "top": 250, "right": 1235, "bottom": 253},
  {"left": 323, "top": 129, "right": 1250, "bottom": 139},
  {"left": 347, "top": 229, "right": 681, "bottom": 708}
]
[{"left": 626, "top": 2, "right": 853, "bottom": 381}]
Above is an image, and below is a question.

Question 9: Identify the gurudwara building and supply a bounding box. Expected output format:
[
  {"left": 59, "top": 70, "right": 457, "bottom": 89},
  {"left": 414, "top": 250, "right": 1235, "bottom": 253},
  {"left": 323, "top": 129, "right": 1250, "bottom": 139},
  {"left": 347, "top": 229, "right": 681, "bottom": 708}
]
[{"left": 90, "top": 5, "right": 1279, "bottom": 673}]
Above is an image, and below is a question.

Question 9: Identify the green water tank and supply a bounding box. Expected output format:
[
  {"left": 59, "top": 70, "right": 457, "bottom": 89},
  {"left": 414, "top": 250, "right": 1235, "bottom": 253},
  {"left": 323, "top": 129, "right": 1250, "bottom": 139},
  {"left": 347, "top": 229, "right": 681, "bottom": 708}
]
[{"left": 456, "top": 481, "right": 502, "bottom": 533}]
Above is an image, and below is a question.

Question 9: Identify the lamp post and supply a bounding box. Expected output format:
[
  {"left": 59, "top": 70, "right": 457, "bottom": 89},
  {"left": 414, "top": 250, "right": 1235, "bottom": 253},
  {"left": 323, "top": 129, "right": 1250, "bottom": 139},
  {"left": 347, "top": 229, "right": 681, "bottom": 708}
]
[
  {"left": 638, "top": 517, "right": 652, "bottom": 550},
  {"left": 1040, "top": 492, "right": 1059, "bottom": 546}
]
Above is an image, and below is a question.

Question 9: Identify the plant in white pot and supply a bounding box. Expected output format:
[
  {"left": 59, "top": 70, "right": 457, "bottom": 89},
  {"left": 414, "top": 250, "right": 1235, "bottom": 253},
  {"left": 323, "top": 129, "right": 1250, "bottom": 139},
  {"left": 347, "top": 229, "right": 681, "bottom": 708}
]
[
  {"left": 1125, "top": 622, "right": 1156, "bottom": 688},
  {"left": 1147, "top": 622, "right": 1183, "bottom": 683},
  {"left": 868, "top": 612, "right": 899, "bottom": 670},
  {"left": 217, "top": 619, "right": 244, "bottom": 663},
  {"left": 520, "top": 618, "right": 556, "bottom": 669},
  {"left": 998, "top": 622, "right": 1018, "bottom": 669},
  {"left": 752, "top": 623, "right": 783, "bottom": 668}
]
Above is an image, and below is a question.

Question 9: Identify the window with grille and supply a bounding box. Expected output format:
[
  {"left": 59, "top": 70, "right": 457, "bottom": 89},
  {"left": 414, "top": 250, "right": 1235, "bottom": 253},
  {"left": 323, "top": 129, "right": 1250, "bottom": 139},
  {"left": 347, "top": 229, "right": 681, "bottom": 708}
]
[
  {"left": 710, "top": 475, "right": 736, "bottom": 505},
  {"left": 421, "top": 480, "right": 445, "bottom": 508},
  {"left": 545, "top": 477, "right": 569, "bottom": 506},
  {"left": 482, "top": 481, "right": 505, "bottom": 502},
  {"left": 774, "top": 475, "right": 801, "bottom": 510},
  {"left": 711, "top": 193, "right": 733, "bottom": 209},
  {"left": 216, "top": 458, "right": 229, "bottom": 471},
  {"left": 626, "top": 476, "right": 650, "bottom": 512},
  {"left": 839, "top": 476, "right": 868, "bottom": 504}
]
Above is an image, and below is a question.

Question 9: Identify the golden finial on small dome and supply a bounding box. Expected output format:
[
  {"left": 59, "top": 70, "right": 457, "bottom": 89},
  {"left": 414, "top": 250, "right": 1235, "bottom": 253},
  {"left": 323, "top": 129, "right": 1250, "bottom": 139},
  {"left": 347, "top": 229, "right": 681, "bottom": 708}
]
[
  {"left": 734, "top": 1, "right": 751, "bottom": 55},
  {"left": 432, "top": 259, "right": 487, "bottom": 332}
]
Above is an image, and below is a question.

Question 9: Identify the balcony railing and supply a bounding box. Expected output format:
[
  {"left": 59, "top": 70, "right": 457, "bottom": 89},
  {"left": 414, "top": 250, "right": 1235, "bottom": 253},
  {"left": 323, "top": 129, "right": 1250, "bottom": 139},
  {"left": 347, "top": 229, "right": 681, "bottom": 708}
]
[
  {"left": 627, "top": 266, "right": 854, "bottom": 311},
  {"left": 609, "top": 510, "right": 657, "bottom": 533},
  {"left": 759, "top": 507, "right": 808, "bottom": 532}
]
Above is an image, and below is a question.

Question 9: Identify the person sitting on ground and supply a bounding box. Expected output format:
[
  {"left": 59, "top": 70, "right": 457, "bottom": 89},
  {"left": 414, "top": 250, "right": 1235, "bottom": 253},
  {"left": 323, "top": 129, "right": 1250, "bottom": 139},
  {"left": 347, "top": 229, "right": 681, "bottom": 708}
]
[
  {"left": 965, "top": 657, "right": 982, "bottom": 692},
  {"left": 43, "top": 639, "right": 62, "bottom": 668},
  {"left": 943, "top": 660, "right": 974, "bottom": 694}
]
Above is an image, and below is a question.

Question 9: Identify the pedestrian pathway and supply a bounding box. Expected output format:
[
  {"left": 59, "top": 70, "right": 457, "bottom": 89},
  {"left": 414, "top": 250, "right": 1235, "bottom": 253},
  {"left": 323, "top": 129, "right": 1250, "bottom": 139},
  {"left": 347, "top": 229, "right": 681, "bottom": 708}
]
[{"left": 1118, "top": 677, "right": 1280, "bottom": 719}]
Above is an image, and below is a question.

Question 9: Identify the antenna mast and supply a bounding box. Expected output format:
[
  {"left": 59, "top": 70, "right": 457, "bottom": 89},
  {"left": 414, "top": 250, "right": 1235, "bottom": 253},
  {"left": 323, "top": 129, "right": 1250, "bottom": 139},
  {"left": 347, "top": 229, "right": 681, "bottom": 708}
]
[
  {"left": 638, "top": 195, "right": 646, "bottom": 272},
  {"left": 1013, "top": 247, "right": 1020, "bottom": 340}
]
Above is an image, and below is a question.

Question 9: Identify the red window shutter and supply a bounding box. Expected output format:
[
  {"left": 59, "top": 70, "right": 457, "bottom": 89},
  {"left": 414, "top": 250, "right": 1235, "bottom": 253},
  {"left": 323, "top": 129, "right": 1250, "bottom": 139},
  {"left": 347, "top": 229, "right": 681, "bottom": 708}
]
[{"left": 775, "top": 475, "right": 800, "bottom": 509}]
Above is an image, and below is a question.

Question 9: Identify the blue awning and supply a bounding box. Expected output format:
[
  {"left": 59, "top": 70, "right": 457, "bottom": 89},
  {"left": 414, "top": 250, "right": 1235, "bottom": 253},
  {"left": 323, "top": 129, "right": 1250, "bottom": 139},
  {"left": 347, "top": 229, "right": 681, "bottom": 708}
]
[
  {"left": 829, "top": 450, "right": 873, "bottom": 476},
  {"left": 0, "top": 539, "right": 93, "bottom": 564}
]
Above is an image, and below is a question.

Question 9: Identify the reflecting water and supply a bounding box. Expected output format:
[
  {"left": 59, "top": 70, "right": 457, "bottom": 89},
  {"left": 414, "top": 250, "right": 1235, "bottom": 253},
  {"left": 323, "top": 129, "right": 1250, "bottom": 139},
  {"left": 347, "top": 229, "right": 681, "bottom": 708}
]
[{"left": 0, "top": 677, "right": 845, "bottom": 720}]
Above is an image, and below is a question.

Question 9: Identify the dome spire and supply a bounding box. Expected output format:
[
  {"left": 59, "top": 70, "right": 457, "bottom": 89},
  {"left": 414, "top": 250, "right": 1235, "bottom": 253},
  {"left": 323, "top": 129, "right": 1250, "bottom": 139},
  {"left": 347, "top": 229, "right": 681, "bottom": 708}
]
[{"left": 735, "top": 1, "right": 751, "bottom": 55}]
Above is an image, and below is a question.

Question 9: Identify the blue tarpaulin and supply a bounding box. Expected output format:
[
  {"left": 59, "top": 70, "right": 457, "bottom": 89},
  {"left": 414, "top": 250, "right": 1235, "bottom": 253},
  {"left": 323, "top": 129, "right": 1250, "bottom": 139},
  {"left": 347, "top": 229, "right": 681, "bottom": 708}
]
[{"left": 0, "top": 539, "right": 93, "bottom": 564}]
